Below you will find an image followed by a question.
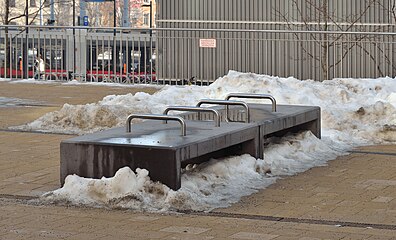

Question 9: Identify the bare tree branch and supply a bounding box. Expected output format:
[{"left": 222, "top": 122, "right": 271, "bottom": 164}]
[{"left": 8, "top": 13, "right": 26, "bottom": 23}]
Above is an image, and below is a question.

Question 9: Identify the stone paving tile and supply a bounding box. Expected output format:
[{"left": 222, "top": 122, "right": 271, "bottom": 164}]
[
  {"left": 372, "top": 196, "right": 394, "bottom": 203},
  {"left": 129, "top": 215, "right": 160, "bottom": 222},
  {"left": 1, "top": 81, "right": 396, "bottom": 239},
  {"left": 63, "top": 232, "right": 109, "bottom": 240},
  {"left": 0, "top": 198, "right": 395, "bottom": 239},
  {"left": 218, "top": 147, "right": 396, "bottom": 226},
  {"left": 297, "top": 237, "right": 323, "bottom": 240},
  {"left": 160, "top": 226, "right": 211, "bottom": 234},
  {"left": 163, "top": 234, "right": 215, "bottom": 240},
  {"left": 229, "top": 231, "right": 279, "bottom": 239},
  {"left": 0, "top": 182, "right": 46, "bottom": 195},
  {"left": 367, "top": 236, "right": 394, "bottom": 240},
  {"left": 363, "top": 229, "right": 396, "bottom": 237},
  {"left": 297, "top": 230, "right": 349, "bottom": 239},
  {"left": 106, "top": 230, "right": 171, "bottom": 239}
]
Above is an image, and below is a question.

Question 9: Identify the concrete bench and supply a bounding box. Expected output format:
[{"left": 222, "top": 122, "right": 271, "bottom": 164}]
[
  {"left": 61, "top": 119, "right": 260, "bottom": 190},
  {"left": 60, "top": 93, "right": 320, "bottom": 190}
]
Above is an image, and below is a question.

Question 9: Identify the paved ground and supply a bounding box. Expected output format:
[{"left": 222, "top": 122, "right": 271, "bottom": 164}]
[{"left": 0, "top": 80, "right": 395, "bottom": 239}]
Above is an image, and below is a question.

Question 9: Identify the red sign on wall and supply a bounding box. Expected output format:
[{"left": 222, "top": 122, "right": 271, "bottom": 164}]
[{"left": 199, "top": 39, "right": 217, "bottom": 48}]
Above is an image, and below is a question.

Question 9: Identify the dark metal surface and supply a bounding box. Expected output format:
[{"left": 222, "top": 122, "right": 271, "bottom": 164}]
[{"left": 61, "top": 103, "right": 320, "bottom": 190}]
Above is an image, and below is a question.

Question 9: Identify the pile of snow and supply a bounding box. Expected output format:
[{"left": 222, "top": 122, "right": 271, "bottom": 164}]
[
  {"left": 43, "top": 131, "right": 343, "bottom": 212},
  {"left": 14, "top": 71, "right": 396, "bottom": 143},
  {"left": 13, "top": 86, "right": 204, "bottom": 134},
  {"left": 36, "top": 71, "right": 396, "bottom": 211}
]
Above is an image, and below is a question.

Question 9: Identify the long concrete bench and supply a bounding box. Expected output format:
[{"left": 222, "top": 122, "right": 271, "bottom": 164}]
[
  {"left": 61, "top": 120, "right": 260, "bottom": 190},
  {"left": 60, "top": 93, "right": 320, "bottom": 190}
]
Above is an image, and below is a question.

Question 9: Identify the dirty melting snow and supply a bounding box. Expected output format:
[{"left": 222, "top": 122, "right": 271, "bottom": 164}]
[
  {"left": 43, "top": 131, "right": 341, "bottom": 212},
  {"left": 38, "top": 71, "right": 396, "bottom": 211}
]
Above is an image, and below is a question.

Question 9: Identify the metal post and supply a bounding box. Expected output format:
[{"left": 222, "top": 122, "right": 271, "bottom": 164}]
[
  {"left": 113, "top": 0, "right": 117, "bottom": 80},
  {"left": 72, "top": 0, "right": 76, "bottom": 80},
  {"left": 50, "top": 0, "right": 55, "bottom": 24},
  {"left": 23, "top": 0, "right": 29, "bottom": 79},
  {"left": 149, "top": 0, "right": 152, "bottom": 31},
  {"left": 142, "top": 1, "right": 153, "bottom": 82},
  {"left": 72, "top": 0, "right": 75, "bottom": 27},
  {"left": 80, "top": 0, "right": 86, "bottom": 26},
  {"left": 122, "top": 0, "right": 130, "bottom": 27},
  {"left": 150, "top": 1, "right": 153, "bottom": 82},
  {"left": 114, "top": 0, "right": 117, "bottom": 33}
]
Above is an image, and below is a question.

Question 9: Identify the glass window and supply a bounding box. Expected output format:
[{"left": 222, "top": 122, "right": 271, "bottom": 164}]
[{"left": 143, "top": 13, "right": 149, "bottom": 26}]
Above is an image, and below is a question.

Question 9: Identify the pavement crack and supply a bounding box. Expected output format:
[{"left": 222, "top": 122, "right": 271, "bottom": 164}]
[{"left": 180, "top": 210, "right": 396, "bottom": 230}]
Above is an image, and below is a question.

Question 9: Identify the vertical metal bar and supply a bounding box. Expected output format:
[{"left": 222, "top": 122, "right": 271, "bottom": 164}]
[
  {"left": 96, "top": 35, "right": 100, "bottom": 82},
  {"left": 333, "top": 37, "right": 336, "bottom": 79},
  {"left": 132, "top": 34, "right": 135, "bottom": 83},
  {"left": 9, "top": 34, "right": 12, "bottom": 80},
  {"left": 382, "top": 39, "right": 386, "bottom": 77},
  {"left": 326, "top": 33, "right": 329, "bottom": 80},
  {"left": 49, "top": 32, "right": 54, "bottom": 80},
  {"left": 181, "top": 32, "right": 184, "bottom": 83},
  {"left": 64, "top": 29, "right": 68, "bottom": 81},
  {"left": 89, "top": 36, "right": 92, "bottom": 82},
  {"left": 375, "top": 41, "right": 378, "bottom": 77},
  {"left": 109, "top": 35, "right": 112, "bottom": 82},
  {"left": 348, "top": 35, "right": 352, "bottom": 78},
  {"left": 119, "top": 32, "right": 123, "bottom": 83},
  {"left": 3, "top": 30, "right": 7, "bottom": 79},
  {"left": 23, "top": 24, "right": 28, "bottom": 79},
  {"left": 138, "top": 35, "right": 141, "bottom": 83},
  {"left": 113, "top": 32, "right": 117, "bottom": 83},
  {"left": 55, "top": 33, "right": 59, "bottom": 76},
  {"left": 19, "top": 33, "right": 23, "bottom": 79},
  {"left": 340, "top": 39, "right": 343, "bottom": 78},
  {"left": 211, "top": 31, "right": 215, "bottom": 82},
  {"left": 144, "top": 33, "right": 148, "bottom": 84},
  {"left": 126, "top": 35, "right": 129, "bottom": 84},
  {"left": 30, "top": 31, "right": 34, "bottom": 79},
  {"left": 391, "top": 34, "right": 394, "bottom": 78},
  {"left": 264, "top": 37, "right": 268, "bottom": 74},
  {"left": 100, "top": 35, "right": 103, "bottom": 82}
]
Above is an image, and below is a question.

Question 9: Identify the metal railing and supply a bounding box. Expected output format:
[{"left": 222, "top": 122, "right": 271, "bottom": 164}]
[
  {"left": 157, "top": 26, "right": 396, "bottom": 82},
  {"left": 225, "top": 93, "right": 277, "bottom": 112},
  {"left": 163, "top": 106, "right": 221, "bottom": 127},
  {"left": 1, "top": 25, "right": 395, "bottom": 84},
  {"left": 0, "top": 25, "right": 156, "bottom": 84},
  {"left": 126, "top": 114, "right": 186, "bottom": 136},
  {"left": 197, "top": 99, "right": 251, "bottom": 123}
]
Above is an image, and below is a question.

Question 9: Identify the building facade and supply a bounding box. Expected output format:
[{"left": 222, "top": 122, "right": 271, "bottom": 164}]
[{"left": 1, "top": 0, "right": 156, "bottom": 27}]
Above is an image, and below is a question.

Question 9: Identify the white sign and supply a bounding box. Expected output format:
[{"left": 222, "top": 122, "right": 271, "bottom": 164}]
[{"left": 199, "top": 39, "right": 217, "bottom": 48}]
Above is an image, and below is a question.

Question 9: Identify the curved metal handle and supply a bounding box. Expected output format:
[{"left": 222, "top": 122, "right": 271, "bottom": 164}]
[
  {"left": 163, "top": 106, "right": 221, "bottom": 127},
  {"left": 126, "top": 114, "right": 187, "bottom": 136},
  {"left": 196, "top": 99, "right": 250, "bottom": 123},
  {"left": 225, "top": 93, "right": 277, "bottom": 112}
]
